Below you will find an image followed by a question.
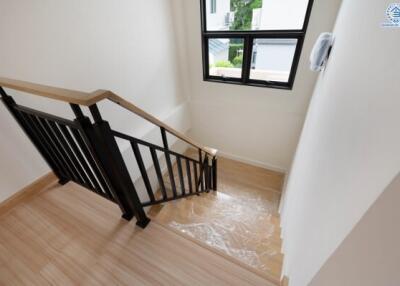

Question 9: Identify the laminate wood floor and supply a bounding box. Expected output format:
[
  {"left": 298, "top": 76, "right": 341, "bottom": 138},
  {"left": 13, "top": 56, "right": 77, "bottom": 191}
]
[{"left": 0, "top": 180, "right": 275, "bottom": 286}]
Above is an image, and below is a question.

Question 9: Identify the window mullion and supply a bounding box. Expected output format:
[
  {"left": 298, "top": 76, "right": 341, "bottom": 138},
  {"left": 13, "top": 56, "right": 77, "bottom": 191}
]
[
  {"left": 287, "top": 35, "right": 305, "bottom": 88},
  {"left": 202, "top": 36, "right": 209, "bottom": 80},
  {"left": 241, "top": 36, "right": 252, "bottom": 84}
]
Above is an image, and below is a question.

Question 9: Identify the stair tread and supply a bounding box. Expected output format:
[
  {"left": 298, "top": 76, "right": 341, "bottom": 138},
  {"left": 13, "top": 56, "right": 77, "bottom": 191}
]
[
  {"left": 150, "top": 192, "right": 283, "bottom": 258},
  {"left": 152, "top": 219, "right": 282, "bottom": 285}
]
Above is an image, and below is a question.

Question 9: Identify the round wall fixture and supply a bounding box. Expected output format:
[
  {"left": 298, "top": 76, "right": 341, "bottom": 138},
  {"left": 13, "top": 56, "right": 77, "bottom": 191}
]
[{"left": 310, "top": 32, "right": 334, "bottom": 72}]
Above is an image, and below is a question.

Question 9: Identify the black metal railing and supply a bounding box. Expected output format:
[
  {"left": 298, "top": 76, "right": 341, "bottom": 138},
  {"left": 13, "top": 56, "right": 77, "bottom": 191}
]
[
  {"left": 112, "top": 130, "right": 216, "bottom": 207},
  {"left": 0, "top": 86, "right": 217, "bottom": 229}
]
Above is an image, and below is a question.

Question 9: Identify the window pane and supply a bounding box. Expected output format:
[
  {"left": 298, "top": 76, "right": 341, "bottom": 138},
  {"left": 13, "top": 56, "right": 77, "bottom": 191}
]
[
  {"left": 206, "top": 0, "right": 309, "bottom": 31},
  {"left": 209, "top": 38, "right": 244, "bottom": 79},
  {"left": 250, "top": 38, "right": 297, "bottom": 83}
]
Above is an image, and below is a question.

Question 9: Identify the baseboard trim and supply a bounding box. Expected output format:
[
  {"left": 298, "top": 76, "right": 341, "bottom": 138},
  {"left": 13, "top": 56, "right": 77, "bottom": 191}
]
[
  {"left": 217, "top": 151, "right": 287, "bottom": 174},
  {"left": 0, "top": 172, "right": 57, "bottom": 217}
]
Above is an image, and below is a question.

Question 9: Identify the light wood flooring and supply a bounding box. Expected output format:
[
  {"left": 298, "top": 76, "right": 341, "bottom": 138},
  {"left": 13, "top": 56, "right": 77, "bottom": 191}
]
[{"left": 0, "top": 178, "right": 277, "bottom": 286}]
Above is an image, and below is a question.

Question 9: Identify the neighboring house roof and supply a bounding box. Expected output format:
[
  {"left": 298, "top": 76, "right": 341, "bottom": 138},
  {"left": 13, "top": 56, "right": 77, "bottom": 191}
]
[{"left": 209, "top": 39, "right": 229, "bottom": 55}]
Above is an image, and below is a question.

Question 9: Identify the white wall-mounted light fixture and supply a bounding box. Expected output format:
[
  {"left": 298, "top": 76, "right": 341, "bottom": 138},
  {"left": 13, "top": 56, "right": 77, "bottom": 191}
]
[{"left": 310, "top": 32, "right": 334, "bottom": 72}]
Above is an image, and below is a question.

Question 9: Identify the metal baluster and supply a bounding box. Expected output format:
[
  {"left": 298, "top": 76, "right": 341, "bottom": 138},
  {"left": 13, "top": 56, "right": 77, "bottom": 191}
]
[
  {"left": 150, "top": 147, "right": 167, "bottom": 200},
  {"left": 199, "top": 149, "right": 205, "bottom": 192},
  {"left": 160, "top": 127, "right": 177, "bottom": 198},
  {"left": 70, "top": 127, "right": 114, "bottom": 199},
  {"left": 194, "top": 161, "right": 199, "bottom": 193},
  {"left": 29, "top": 114, "right": 76, "bottom": 181},
  {"left": 212, "top": 157, "right": 217, "bottom": 191},
  {"left": 186, "top": 159, "right": 193, "bottom": 194},
  {"left": 0, "top": 90, "right": 68, "bottom": 183},
  {"left": 131, "top": 142, "right": 155, "bottom": 203},
  {"left": 204, "top": 154, "right": 209, "bottom": 192},
  {"left": 39, "top": 117, "right": 82, "bottom": 183},
  {"left": 58, "top": 124, "right": 99, "bottom": 192},
  {"left": 18, "top": 112, "right": 68, "bottom": 182},
  {"left": 24, "top": 113, "right": 71, "bottom": 182},
  {"left": 47, "top": 120, "right": 89, "bottom": 188},
  {"left": 176, "top": 156, "right": 185, "bottom": 196}
]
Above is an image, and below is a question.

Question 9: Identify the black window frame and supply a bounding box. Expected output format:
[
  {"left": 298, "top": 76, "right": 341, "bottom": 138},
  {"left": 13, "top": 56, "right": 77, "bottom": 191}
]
[{"left": 200, "top": 0, "right": 314, "bottom": 90}]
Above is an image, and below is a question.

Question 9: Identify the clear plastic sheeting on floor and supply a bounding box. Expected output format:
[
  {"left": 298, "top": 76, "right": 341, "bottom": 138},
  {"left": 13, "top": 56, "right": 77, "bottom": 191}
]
[
  {"left": 150, "top": 152, "right": 285, "bottom": 280},
  {"left": 155, "top": 190, "right": 282, "bottom": 277}
]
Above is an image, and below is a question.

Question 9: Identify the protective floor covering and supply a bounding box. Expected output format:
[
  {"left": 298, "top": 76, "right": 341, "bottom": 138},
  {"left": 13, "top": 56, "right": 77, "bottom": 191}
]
[{"left": 150, "top": 155, "right": 284, "bottom": 281}]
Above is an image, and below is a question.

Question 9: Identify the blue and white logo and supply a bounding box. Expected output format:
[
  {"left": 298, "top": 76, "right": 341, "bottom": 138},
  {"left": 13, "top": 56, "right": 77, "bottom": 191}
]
[{"left": 382, "top": 3, "right": 400, "bottom": 27}]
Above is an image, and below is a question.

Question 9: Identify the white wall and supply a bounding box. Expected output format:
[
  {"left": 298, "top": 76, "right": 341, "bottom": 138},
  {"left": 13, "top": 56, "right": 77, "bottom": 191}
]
[
  {"left": 310, "top": 172, "right": 400, "bottom": 286},
  {"left": 0, "top": 0, "right": 188, "bottom": 202},
  {"left": 178, "top": 0, "right": 342, "bottom": 172},
  {"left": 281, "top": 0, "right": 400, "bottom": 285}
]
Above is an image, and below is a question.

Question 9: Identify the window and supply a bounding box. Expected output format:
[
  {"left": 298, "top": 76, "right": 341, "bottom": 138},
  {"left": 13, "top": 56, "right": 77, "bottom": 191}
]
[
  {"left": 200, "top": 0, "right": 314, "bottom": 89},
  {"left": 209, "top": 38, "right": 243, "bottom": 78}
]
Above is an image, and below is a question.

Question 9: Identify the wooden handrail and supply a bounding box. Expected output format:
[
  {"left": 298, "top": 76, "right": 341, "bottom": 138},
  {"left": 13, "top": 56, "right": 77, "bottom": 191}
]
[
  {"left": 105, "top": 91, "right": 217, "bottom": 156},
  {"left": 0, "top": 77, "right": 217, "bottom": 157},
  {"left": 0, "top": 77, "right": 108, "bottom": 106}
]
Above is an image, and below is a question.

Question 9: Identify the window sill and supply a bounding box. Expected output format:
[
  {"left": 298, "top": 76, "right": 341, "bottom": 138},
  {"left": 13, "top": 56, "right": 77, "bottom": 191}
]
[{"left": 203, "top": 77, "right": 293, "bottom": 90}]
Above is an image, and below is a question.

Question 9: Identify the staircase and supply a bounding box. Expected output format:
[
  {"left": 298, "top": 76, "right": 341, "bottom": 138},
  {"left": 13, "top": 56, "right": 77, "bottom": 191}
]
[
  {"left": 150, "top": 149, "right": 285, "bottom": 284},
  {"left": 0, "top": 77, "right": 286, "bottom": 285},
  {"left": 0, "top": 77, "right": 217, "bottom": 228}
]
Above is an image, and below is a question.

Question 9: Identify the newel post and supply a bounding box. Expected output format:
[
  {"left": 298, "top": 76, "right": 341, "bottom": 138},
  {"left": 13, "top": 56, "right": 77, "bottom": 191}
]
[
  {"left": 212, "top": 157, "right": 217, "bottom": 191},
  {"left": 71, "top": 103, "right": 150, "bottom": 228}
]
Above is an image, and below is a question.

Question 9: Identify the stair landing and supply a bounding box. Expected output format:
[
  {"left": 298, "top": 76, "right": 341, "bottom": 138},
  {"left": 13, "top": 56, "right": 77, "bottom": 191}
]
[
  {"left": 149, "top": 152, "right": 285, "bottom": 285},
  {"left": 0, "top": 180, "right": 276, "bottom": 286}
]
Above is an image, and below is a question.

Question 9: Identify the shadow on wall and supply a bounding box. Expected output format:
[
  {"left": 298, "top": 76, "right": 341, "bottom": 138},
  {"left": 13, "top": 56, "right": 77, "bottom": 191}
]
[{"left": 310, "top": 171, "right": 400, "bottom": 286}]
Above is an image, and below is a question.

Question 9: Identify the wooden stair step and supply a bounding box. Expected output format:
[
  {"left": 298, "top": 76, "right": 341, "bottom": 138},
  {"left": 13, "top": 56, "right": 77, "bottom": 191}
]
[
  {"left": 150, "top": 151, "right": 286, "bottom": 284},
  {"left": 149, "top": 192, "right": 284, "bottom": 276},
  {"left": 152, "top": 182, "right": 283, "bottom": 249}
]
